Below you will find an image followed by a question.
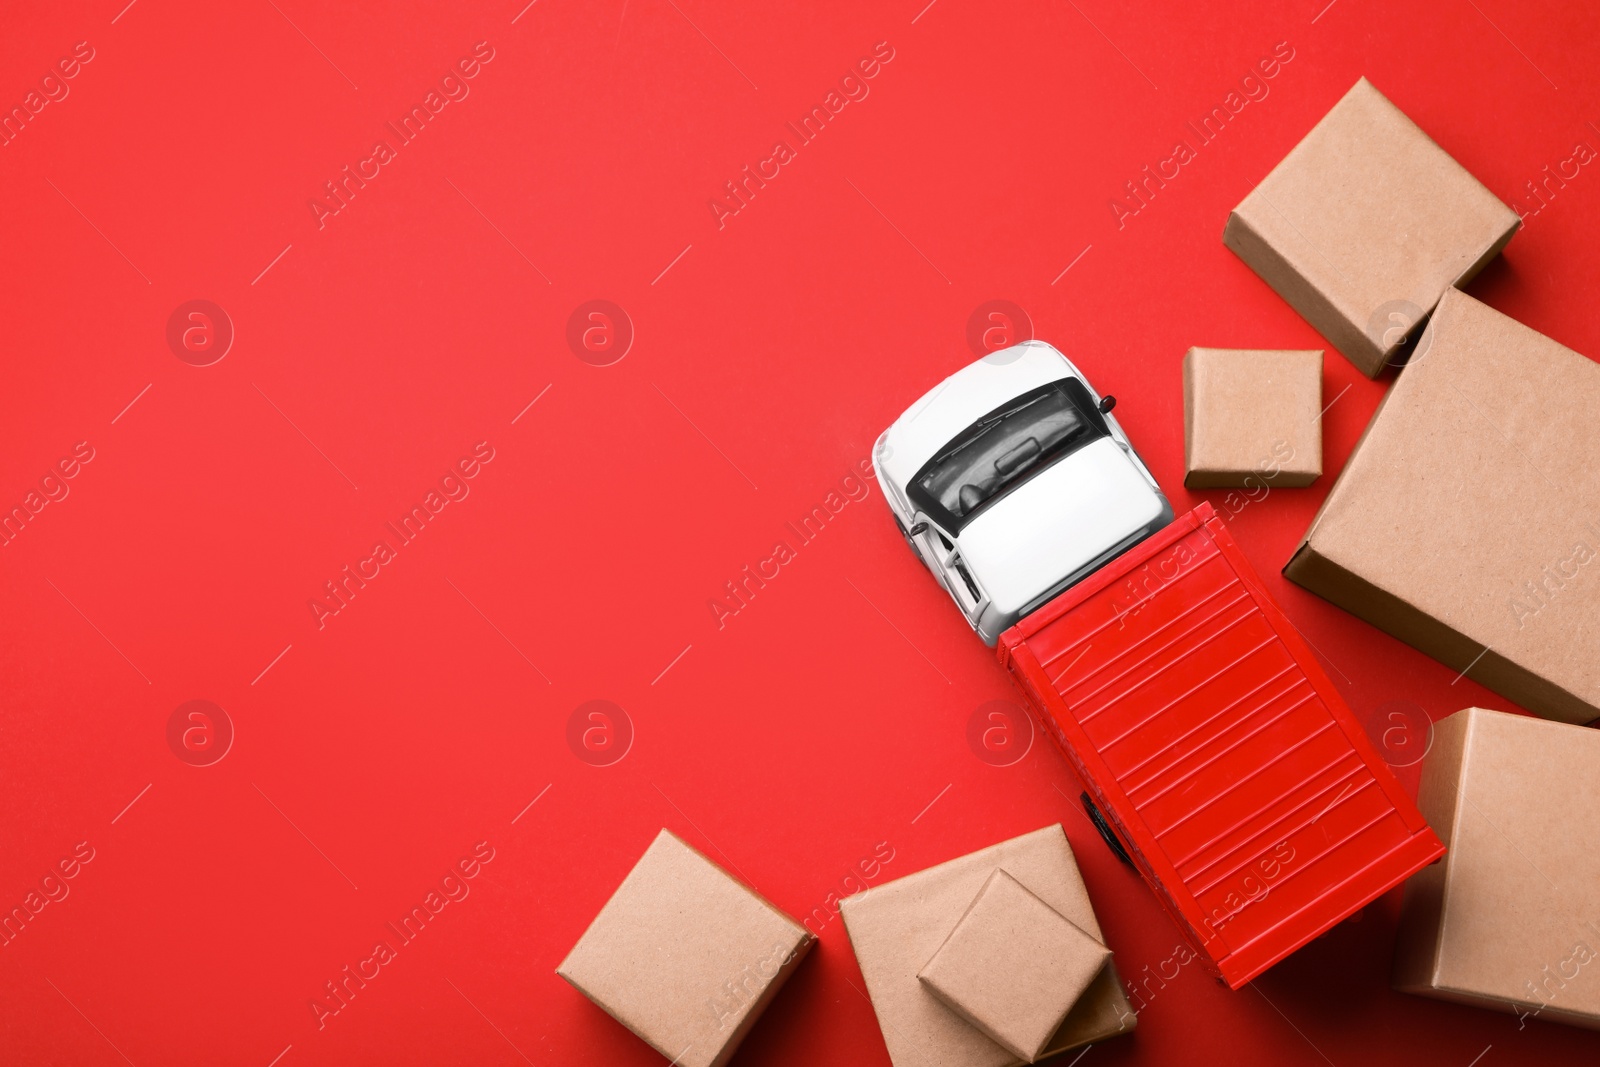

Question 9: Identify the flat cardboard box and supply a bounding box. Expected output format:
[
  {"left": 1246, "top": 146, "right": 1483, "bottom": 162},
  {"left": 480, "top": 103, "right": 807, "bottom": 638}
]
[
  {"left": 556, "top": 829, "right": 814, "bottom": 1067},
  {"left": 1224, "top": 77, "right": 1518, "bottom": 377},
  {"left": 918, "top": 868, "right": 1111, "bottom": 1062},
  {"left": 1393, "top": 707, "right": 1600, "bottom": 1029},
  {"left": 1284, "top": 288, "right": 1600, "bottom": 724},
  {"left": 841, "top": 825, "right": 1134, "bottom": 1067},
  {"left": 1182, "top": 347, "right": 1322, "bottom": 488}
]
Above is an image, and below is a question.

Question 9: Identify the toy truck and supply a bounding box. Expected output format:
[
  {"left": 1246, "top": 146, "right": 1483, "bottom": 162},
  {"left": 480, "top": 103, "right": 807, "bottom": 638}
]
[{"left": 874, "top": 342, "right": 1444, "bottom": 988}]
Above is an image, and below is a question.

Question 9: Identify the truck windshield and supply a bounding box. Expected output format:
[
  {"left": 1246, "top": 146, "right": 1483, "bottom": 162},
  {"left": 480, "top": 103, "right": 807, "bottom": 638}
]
[{"left": 908, "top": 377, "right": 1109, "bottom": 534}]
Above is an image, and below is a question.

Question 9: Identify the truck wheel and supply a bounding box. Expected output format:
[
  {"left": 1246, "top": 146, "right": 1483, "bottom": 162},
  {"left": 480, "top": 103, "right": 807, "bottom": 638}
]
[{"left": 1081, "top": 792, "right": 1135, "bottom": 868}]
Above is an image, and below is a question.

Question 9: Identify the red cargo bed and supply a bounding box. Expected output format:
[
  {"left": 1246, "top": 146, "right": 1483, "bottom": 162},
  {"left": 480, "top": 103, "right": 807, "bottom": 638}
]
[{"left": 998, "top": 503, "right": 1444, "bottom": 988}]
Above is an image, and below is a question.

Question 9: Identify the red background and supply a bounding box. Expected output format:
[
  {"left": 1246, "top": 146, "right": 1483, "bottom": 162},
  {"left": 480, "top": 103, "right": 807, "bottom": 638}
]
[{"left": 2, "top": 1, "right": 1597, "bottom": 1064}]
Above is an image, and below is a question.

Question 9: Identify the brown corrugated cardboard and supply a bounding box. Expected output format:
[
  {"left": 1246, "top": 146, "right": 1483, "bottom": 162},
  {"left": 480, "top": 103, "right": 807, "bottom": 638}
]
[
  {"left": 1223, "top": 77, "right": 1518, "bottom": 377},
  {"left": 556, "top": 829, "right": 814, "bottom": 1067},
  {"left": 1182, "top": 347, "right": 1322, "bottom": 488},
  {"left": 1284, "top": 288, "right": 1600, "bottom": 724},
  {"left": 1393, "top": 707, "right": 1600, "bottom": 1029},
  {"left": 840, "top": 825, "right": 1134, "bottom": 1067},
  {"left": 917, "top": 868, "right": 1111, "bottom": 1062}
]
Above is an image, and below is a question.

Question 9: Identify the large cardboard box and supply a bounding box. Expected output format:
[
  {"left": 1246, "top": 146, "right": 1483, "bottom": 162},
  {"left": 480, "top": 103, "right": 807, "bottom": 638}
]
[
  {"left": 840, "top": 825, "right": 1133, "bottom": 1067},
  {"left": 1224, "top": 77, "right": 1518, "bottom": 377},
  {"left": 1394, "top": 707, "right": 1600, "bottom": 1029},
  {"left": 1285, "top": 288, "right": 1600, "bottom": 724},
  {"left": 556, "top": 829, "right": 814, "bottom": 1067}
]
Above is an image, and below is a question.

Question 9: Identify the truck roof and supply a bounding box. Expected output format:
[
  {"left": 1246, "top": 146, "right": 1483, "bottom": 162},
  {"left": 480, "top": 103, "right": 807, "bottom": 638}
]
[{"left": 876, "top": 342, "right": 1086, "bottom": 495}]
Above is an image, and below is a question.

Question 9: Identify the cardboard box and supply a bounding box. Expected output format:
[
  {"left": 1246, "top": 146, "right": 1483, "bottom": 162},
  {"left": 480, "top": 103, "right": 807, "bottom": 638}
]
[
  {"left": 1284, "top": 288, "right": 1600, "bottom": 724},
  {"left": 1393, "top": 707, "right": 1600, "bottom": 1029},
  {"left": 556, "top": 829, "right": 814, "bottom": 1067},
  {"left": 1224, "top": 77, "right": 1518, "bottom": 377},
  {"left": 1182, "top": 347, "right": 1322, "bottom": 488},
  {"left": 917, "top": 868, "right": 1111, "bottom": 1062},
  {"left": 840, "top": 825, "right": 1134, "bottom": 1067}
]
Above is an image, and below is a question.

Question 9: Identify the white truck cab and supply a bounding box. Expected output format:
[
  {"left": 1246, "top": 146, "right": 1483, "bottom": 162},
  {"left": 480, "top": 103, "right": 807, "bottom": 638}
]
[{"left": 873, "top": 341, "right": 1172, "bottom": 644}]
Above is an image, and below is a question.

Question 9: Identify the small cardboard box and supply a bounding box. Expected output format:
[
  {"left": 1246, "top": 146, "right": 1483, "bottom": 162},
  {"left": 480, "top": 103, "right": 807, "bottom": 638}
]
[
  {"left": 556, "top": 829, "right": 814, "bottom": 1067},
  {"left": 1284, "top": 288, "right": 1600, "bottom": 724},
  {"left": 1224, "top": 77, "right": 1518, "bottom": 377},
  {"left": 1182, "top": 347, "right": 1322, "bottom": 488},
  {"left": 1393, "top": 707, "right": 1600, "bottom": 1029},
  {"left": 840, "top": 825, "right": 1134, "bottom": 1067},
  {"left": 918, "top": 868, "right": 1111, "bottom": 1062}
]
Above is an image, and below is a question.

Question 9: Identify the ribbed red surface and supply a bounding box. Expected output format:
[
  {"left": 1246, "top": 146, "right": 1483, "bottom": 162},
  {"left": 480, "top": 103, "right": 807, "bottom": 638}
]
[{"left": 1001, "top": 505, "right": 1444, "bottom": 987}]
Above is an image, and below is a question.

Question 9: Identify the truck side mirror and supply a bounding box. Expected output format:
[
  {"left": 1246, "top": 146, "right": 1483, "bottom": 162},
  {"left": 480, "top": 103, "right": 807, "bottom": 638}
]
[
  {"left": 908, "top": 522, "right": 929, "bottom": 537},
  {"left": 1098, "top": 395, "right": 1116, "bottom": 414}
]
